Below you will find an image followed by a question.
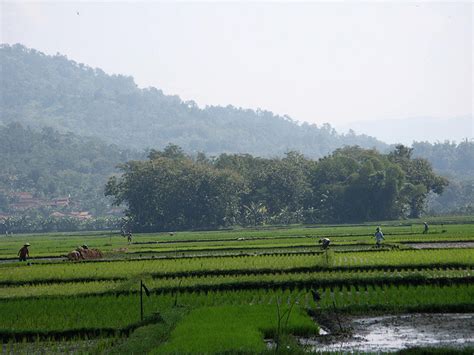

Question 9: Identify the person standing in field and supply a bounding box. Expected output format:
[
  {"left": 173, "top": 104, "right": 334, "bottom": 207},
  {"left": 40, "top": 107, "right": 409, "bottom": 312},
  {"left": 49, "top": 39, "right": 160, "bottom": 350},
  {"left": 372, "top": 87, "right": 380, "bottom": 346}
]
[
  {"left": 423, "top": 222, "right": 429, "bottom": 234},
  {"left": 374, "top": 227, "right": 385, "bottom": 247},
  {"left": 18, "top": 243, "right": 30, "bottom": 261}
]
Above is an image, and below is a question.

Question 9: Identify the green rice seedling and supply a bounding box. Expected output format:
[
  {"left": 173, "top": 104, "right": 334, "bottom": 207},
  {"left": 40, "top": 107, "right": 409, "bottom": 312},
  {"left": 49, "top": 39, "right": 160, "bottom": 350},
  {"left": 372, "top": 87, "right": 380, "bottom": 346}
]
[
  {"left": 1, "top": 221, "right": 473, "bottom": 259},
  {"left": 154, "top": 304, "right": 318, "bottom": 354},
  {"left": 1, "top": 284, "right": 473, "bottom": 335},
  {"left": 2, "top": 249, "right": 472, "bottom": 289}
]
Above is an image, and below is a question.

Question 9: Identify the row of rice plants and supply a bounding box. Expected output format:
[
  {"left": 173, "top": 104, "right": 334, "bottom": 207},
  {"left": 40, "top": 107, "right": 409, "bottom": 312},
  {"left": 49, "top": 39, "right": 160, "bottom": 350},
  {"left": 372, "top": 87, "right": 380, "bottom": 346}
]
[
  {"left": 331, "top": 248, "right": 474, "bottom": 268},
  {"left": 1, "top": 222, "right": 472, "bottom": 258},
  {"left": 107, "top": 232, "right": 474, "bottom": 258},
  {"left": 2, "top": 336, "right": 122, "bottom": 354},
  {"left": 1, "top": 284, "right": 473, "bottom": 335},
  {"left": 0, "top": 224, "right": 378, "bottom": 258},
  {"left": 314, "top": 283, "right": 474, "bottom": 312},
  {"left": 2, "top": 248, "right": 473, "bottom": 285},
  {"left": 1, "top": 267, "right": 471, "bottom": 299},
  {"left": 0, "top": 294, "right": 173, "bottom": 333}
]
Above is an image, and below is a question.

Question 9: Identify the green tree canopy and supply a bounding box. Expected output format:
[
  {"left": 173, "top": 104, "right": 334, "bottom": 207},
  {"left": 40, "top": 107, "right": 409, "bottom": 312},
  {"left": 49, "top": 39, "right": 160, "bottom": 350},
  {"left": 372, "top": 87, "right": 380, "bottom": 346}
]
[{"left": 106, "top": 145, "right": 447, "bottom": 231}]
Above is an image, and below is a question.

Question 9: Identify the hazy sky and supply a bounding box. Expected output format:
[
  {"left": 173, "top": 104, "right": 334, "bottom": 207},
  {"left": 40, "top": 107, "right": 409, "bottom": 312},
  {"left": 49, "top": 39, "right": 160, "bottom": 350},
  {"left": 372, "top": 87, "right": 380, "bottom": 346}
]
[{"left": 1, "top": 1, "right": 472, "bottom": 129}]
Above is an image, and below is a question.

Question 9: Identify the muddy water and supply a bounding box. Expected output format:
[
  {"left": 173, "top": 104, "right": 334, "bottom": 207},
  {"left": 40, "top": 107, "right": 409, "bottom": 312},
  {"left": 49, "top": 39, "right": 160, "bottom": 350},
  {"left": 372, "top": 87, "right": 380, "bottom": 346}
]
[
  {"left": 406, "top": 241, "right": 474, "bottom": 249},
  {"left": 300, "top": 313, "right": 474, "bottom": 353}
]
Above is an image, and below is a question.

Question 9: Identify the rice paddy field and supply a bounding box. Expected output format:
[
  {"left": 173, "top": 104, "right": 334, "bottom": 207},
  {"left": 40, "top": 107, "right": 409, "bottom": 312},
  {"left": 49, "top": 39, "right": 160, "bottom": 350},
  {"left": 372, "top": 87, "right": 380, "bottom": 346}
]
[{"left": 1, "top": 217, "right": 473, "bottom": 354}]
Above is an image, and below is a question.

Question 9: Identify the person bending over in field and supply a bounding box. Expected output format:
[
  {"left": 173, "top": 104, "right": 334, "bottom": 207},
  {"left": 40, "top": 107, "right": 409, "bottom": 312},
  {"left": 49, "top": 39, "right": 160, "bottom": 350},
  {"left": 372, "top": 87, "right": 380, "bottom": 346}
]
[
  {"left": 319, "top": 238, "right": 331, "bottom": 250},
  {"left": 423, "top": 222, "right": 429, "bottom": 234},
  {"left": 374, "top": 227, "right": 385, "bottom": 247},
  {"left": 18, "top": 243, "right": 30, "bottom": 261}
]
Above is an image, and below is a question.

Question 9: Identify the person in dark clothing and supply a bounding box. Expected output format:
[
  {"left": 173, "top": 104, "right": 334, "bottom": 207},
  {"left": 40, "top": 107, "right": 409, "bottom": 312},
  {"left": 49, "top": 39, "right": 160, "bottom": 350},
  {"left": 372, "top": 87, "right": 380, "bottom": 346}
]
[
  {"left": 18, "top": 243, "right": 30, "bottom": 261},
  {"left": 423, "top": 222, "right": 429, "bottom": 234},
  {"left": 319, "top": 238, "right": 331, "bottom": 250}
]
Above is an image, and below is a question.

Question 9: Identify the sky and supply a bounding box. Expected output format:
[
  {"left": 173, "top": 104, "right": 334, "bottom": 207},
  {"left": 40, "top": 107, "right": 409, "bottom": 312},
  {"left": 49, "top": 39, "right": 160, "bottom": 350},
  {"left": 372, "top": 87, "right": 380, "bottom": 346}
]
[{"left": 1, "top": 1, "right": 473, "bottom": 137}]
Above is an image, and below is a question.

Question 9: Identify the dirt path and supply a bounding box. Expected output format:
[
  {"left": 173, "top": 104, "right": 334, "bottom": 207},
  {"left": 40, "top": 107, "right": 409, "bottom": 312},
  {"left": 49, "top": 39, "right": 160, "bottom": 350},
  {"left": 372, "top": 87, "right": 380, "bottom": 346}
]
[{"left": 300, "top": 313, "right": 474, "bottom": 353}]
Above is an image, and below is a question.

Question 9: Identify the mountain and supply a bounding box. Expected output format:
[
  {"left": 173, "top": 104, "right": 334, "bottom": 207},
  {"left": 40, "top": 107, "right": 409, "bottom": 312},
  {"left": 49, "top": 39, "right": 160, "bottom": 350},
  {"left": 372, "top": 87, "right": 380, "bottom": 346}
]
[
  {"left": 336, "top": 116, "right": 473, "bottom": 145},
  {"left": 0, "top": 44, "right": 388, "bottom": 158},
  {"left": 1, "top": 44, "right": 472, "bottom": 218}
]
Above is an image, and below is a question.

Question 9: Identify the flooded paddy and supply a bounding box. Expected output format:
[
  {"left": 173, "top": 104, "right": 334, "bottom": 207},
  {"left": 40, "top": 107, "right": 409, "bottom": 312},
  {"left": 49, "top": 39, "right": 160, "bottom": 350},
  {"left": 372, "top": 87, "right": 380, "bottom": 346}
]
[
  {"left": 406, "top": 241, "right": 474, "bottom": 249},
  {"left": 301, "top": 313, "right": 474, "bottom": 353}
]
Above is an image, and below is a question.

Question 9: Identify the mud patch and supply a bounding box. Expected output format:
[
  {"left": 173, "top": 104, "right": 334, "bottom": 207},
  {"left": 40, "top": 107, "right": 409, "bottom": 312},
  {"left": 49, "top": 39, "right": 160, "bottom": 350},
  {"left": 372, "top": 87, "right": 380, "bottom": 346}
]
[
  {"left": 405, "top": 242, "right": 474, "bottom": 249},
  {"left": 300, "top": 313, "right": 474, "bottom": 353}
]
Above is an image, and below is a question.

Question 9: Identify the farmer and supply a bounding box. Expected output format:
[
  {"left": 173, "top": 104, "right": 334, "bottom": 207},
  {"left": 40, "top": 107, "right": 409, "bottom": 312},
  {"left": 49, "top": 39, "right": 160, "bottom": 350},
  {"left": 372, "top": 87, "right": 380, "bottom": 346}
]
[
  {"left": 374, "top": 227, "right": 385, "bottom": 248},
  {"left": 423, "top": 222, "right": 429, "bottom": 234},
  {"left": 18, "top": 243, "right": 30, "bottom": 261},
  {"left": 319, "top": 237, "right": 331, "bottom": 250},
  {"left": 127, "top": 232, "right": 133, "bottom": 244}
]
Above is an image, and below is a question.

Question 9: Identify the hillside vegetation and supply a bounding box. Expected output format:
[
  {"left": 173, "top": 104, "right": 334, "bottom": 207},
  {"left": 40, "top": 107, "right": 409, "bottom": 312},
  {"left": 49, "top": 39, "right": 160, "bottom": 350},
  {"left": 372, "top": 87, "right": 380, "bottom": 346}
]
[
  {"left": 0, "top": 44, "right": 386, "bottom": 157},
  {"left": 0, "top": 44, "right": 473, "bottom": 221},
  {"left": 0, "top": 123, "right": 141, "bottom": 215}
]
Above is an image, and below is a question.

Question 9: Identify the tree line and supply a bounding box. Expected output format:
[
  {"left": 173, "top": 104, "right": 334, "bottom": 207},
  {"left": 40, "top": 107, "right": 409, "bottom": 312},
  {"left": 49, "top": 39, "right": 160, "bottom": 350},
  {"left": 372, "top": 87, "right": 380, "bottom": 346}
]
[
  {"left": 0, "top": 214, "right": 121, "bottom": 235},
  {"left": 106, "top": 144, "right": 447, "bottom": 232}
]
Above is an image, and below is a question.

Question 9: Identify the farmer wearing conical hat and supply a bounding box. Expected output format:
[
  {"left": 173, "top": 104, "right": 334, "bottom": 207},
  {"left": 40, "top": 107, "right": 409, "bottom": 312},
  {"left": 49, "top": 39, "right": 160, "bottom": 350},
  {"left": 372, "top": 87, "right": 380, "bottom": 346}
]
[{"left": 18, "top": 243, "right": 30, "bottom": 262}]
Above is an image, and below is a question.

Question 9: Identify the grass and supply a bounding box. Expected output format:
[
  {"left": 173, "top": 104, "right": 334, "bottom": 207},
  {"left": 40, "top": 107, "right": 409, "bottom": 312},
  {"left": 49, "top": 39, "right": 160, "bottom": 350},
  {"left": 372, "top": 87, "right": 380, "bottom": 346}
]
[
  {"left": 1, "top": 218, "right": 473, "bottom": 353},
  {"left": 2, "top": 248, "right": 472, "bottom": 285},
  {"left": 1, "top": 284, "right": 472, "bottom": 334},
  {"left": 109, "top": 306, "right": 188, "bottom": 354},
  {"left": 1, "top": 267, "right": 471, "bottom": 299},
  {"left": 1, "top": 218, "right": 473, "bottom": 258},
  {"left": 154, "top": 305, "right": 318, "bottom": 354},
  {"left": 397, "top": 347, "right": 474, "bottom": 355},
  {"left": 1, "top": 337, "right": 124, "bottom": 354}
]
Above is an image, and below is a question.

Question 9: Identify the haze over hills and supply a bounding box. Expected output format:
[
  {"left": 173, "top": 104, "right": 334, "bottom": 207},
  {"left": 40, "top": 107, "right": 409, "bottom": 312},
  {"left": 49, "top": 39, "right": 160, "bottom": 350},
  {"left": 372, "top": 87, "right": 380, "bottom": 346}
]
[
  {"left": 0, "top": 44, "right": 388, "bottom": 158},
  {"left": 337, "top": 116, "right": 473, "bottom": 145},
  {"left": 0, "top": 44, "right": 473, "bottom": 219}
]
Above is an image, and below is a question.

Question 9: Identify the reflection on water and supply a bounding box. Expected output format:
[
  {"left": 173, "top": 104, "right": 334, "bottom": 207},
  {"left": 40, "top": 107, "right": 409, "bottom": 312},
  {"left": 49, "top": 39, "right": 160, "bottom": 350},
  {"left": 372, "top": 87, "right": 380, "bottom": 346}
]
[{"left": 300, "top": 313, "right": 474, "bottom": 353}]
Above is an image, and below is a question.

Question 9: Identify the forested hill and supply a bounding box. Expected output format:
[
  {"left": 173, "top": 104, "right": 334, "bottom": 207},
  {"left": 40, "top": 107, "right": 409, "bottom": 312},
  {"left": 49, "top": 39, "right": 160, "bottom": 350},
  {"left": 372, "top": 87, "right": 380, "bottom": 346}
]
[
  {"left": 0, "top": 44, "right": 387, "bottom": 157},
  {"left": 412, "top": 141, "right": 474, "bottom": 180},
  {"left": 0, "top": 123, "right": 142, "bottom": 215}
]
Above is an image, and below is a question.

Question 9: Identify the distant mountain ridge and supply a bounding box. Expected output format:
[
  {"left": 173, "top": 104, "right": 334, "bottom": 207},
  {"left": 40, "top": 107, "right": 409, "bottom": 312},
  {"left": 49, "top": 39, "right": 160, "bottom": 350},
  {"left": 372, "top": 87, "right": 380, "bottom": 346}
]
[
  {"left": 0, "top": 44, "right": 387, "bottom": 158},
  {"left": 337, "top": 116, "right": 473, "bottom": 145}
]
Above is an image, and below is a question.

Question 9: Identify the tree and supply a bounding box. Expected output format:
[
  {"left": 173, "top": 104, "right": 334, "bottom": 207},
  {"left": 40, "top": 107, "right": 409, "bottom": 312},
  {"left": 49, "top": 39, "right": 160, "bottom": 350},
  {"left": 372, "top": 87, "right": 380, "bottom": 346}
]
[
  {"left": 310, "top": 147, "right": 407, "bottom": 221},
  {"left": 106, "top": 150, "right": 243, "bottom": 231},
  {"left": 389, "top": 145, "right": 448, "bottom": 218}
]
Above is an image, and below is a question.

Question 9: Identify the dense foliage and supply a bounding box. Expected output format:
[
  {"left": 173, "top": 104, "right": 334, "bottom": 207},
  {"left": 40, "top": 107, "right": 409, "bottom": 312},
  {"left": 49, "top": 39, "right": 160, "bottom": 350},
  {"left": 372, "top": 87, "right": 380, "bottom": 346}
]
[
  {"left": 0, "top": 123, "right": 141, "bottom": 215},
  {"left": 412, "top": 140, "right": 474, "bottom": 215},
  {"left": 0, "top": 44, "right": 387, "bottom": 157},
  {"left": 1, "top": 44, "right": 471, "bottom": 224},
  {"left": 412, "top": 140, "right": 474, "bottom": 179},
  {"left": 0, "top": 214, "right": 121, "bottom": 234},
  {"left": 106, "top": 144, "right": 447, "bottom": 231}
]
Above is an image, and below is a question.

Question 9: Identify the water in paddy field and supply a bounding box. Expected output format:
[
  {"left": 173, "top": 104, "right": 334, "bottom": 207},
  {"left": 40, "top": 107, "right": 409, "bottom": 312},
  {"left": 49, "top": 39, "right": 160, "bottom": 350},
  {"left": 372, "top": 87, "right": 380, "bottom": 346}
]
[
  {"left": 300, "top": 313, "right": 474, "bottom": 353},
  {"left": 405, "top": 241, "right": 474, "bottom": 249}
]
